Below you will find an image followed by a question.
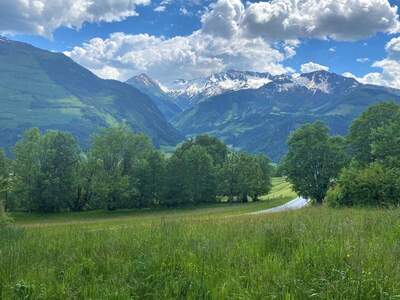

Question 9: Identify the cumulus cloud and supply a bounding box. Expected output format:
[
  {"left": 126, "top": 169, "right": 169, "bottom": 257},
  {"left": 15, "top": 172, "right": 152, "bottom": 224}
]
[
  {"left": 354, "top": 59, "right": 400, "bottom": 88},
  {"left": 62, "top": 0, "right": 400, "bottom": 85},
  {"left": 385, "top": 36, "right": 400, "bottom": 58},
  {"left": 241, "top": 0, "right": 400, "bottom": 41},
  {"left": 300, "top": 62, "right": 329, "bottom": 73},
  {"left": 0, "top": 0, "right": 150, "bottom": 37},
  {"left": 345, "top": 37, "right": 400, "bottom": 88},
  {"left": 66, "top": 31, "right": 291, "bottom": 84},
  {"left": 201, "top": 0, "right": 244, "bottom": 39}
]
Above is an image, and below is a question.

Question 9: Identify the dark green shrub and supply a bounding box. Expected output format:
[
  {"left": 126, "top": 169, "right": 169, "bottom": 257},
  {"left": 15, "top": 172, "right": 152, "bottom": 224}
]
[{"left": 328, "top": 163, "right": 400, "bottom": 207}]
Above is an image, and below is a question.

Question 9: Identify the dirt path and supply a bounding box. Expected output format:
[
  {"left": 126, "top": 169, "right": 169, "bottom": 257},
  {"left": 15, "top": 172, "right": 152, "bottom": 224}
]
[{"left": 249, "top": 197, "right": 310, "bottom": 215}]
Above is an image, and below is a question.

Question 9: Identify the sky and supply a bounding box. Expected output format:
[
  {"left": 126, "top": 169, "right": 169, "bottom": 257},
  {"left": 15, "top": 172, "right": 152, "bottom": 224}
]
[{"left": 2, "top": 0, "right": 400, "bottom": 88}]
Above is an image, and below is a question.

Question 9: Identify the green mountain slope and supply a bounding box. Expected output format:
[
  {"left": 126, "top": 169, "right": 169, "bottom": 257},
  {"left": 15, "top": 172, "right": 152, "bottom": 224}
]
[
  {"left": 0, "top": 38, "right": 182, "bottom": 151},
  {"left": 173, "top": 71, "right": 400, "bottom": 161}
]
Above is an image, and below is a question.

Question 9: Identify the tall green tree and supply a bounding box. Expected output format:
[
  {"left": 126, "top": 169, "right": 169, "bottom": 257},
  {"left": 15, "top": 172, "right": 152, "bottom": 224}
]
[
  {"left": 13, "top": 128, "right": 42, "bottom": 211},
  {"left": 218, "top": 152, "right": 272, "bottom": 203},
  {"left": 40, "top": 131, "right": 80, "bottom": 212},
  {"left": 164, "top": 145, "right": 216, "bottom": 206},
  {"left": 218, "top": 152, "right": 241, "bottom": 203},
  {"left": 72, "top": 154, "right": 97, "bottom": 211},
  {"left": 250, "top": 155, "right": 273, "bottom": 201},
  {"left": 14, "top": 129, "right": 80, "bottom": 212},
  {"left": 327, "top": 103, "right": 400, "bottom": 208},
  {"left": 284, "top": 122, "right": 349, "bottom": 204},
  {"left": 90, "top": 126, "right": 153, "bottom": 210},
  {"left": 135, "top": 150, "right": 166, "bottom": 207},
  {"left": 371, "top": 114, "right": 400, "bottom": 168},
  {"left": 175, "top": 135, "right": 228, "bottom": 166},
  {"left": 348, "top": 102, "right": 400, "bottom": 165},
  {"left": 163, "top": 155, "right": 188, "bottom": 207}
]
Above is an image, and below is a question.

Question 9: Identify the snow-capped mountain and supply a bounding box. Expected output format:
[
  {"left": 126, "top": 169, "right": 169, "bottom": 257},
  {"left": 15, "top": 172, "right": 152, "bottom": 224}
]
[
  {"left": 166, "top": 70, "right": 274, "bottom": 104},
  {"left": 172, "top": 70, "right": 400, "bottom": 161},
  {"left": 164, "top": 69, "right": 364, "bottom": 105}
]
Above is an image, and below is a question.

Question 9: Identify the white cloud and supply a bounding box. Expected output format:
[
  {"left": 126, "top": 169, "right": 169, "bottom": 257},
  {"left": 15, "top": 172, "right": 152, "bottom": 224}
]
[
  {"left": 241, "top": 0, "right": 399, "bottom": 41},
  {"left": 356, "top": 58, "right": 370, "bottom": 63},
  {"left": 300, "top": 62, "right": 329, "bottom": 73},
  {"left": 0, "top": 0, "right": 150, "bottom": 37},
  {"left": 345, "top": 37, "right": 400, "bottom": 89},
  {"left": 66, "top": 0, "right": 298, "bottom": 84},
  {"left": 385, "top": 36, "right": 400, "bottom": 58},
  {"left": 154, "top": 6, "right": 166, "bottom": 12},
  {"left": 360, "top": 59, "right": 400, "bottom": 88},
  {"left": 62, "top": 0, "right": 400, "bottom": 86},
  {"left": 201, "top": 0, "right": 244, "bottom": 39},
  {"left": 66, "top": 30, "right": 291, "bottom": 84}
]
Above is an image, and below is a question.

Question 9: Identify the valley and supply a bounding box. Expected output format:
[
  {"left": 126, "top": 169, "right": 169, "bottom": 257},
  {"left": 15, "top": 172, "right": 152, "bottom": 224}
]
[{"left": 2, "top": 0, "right": 400, "bottom": 299}]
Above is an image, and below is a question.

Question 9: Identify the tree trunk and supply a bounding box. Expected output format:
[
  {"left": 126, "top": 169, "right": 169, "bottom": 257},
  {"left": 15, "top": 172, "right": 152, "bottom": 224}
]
[
  {"left": 242, "top": 194, "right": 248, "bottom": 203},
  {"left": 0, "top": 199, "right": 5, "bottom": 217},
  {"left": 316, "top": 197, "right": 323, "bottom": 205}
]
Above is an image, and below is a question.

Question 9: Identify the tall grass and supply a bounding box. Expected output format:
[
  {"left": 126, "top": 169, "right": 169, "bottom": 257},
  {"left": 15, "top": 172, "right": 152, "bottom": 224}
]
[
  {"left": 1, "top": 179, "right": 400, "bottom": 299},
  {"left": 2, "top": 207, "right": 400, "bottom": 299}
]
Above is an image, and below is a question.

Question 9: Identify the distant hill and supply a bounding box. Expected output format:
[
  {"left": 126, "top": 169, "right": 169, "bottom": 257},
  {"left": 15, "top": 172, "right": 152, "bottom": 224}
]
[
  {"left": 172, "top": 70, "right": 400, "bottom": 161},
  {"left": 0, "top": 37, "right": 182, "bottom": 151},
  {"left": 126, "top": 73, "right": 182, "bottom": 120}
]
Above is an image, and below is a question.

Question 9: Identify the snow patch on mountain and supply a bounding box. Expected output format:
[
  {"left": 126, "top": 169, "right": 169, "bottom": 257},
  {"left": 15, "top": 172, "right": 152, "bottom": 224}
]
[{"left": 166, "top": 70, "right": 273, "bottom": 102}]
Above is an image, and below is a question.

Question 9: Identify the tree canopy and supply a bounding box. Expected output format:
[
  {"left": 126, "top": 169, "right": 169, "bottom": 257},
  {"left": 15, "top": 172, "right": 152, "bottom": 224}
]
[
  {"left": 2, "top": 128, "right": 272, "bottom": 213},
  {"left": 283, "top": 122, "right": 348, "bottom": 204}
]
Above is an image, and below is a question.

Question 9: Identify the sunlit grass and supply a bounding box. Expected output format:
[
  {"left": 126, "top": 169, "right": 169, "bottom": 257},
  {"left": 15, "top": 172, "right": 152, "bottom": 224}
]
[{"left": 2, "top": 179, "right": 400, "bottom": 299}]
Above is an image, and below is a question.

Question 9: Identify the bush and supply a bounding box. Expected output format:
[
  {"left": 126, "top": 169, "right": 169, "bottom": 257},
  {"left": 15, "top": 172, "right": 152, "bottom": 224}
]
[
  {"left": 327, "top": 163, "right": 400, "bottom": 207},
  {"left": 0, "top": 212, "right": 13, "bottom": 227}
]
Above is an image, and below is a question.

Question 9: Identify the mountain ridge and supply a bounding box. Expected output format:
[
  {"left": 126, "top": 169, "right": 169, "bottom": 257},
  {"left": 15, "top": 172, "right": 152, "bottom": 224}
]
[
  {"left": 0, "top": 38, "right": 182, "bottom": 152},
  {"left": 126, "top": 74, "right": 182, "bottom": 120},
  {"left": 170, "top": 70, "right": 400, "bottom": 161}
]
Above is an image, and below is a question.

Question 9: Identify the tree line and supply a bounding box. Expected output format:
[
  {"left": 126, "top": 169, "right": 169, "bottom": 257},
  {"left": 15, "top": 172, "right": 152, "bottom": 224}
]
[
  {"left": 0, "top": 128, "right": 273, "bottom": 214},
  {"left": 282, "top": 102, "right": 400, "bottom": 207}
]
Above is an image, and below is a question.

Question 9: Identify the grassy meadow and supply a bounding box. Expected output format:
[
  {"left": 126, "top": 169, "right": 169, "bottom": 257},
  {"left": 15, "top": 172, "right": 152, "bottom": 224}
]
[{"left": 1, "top": 178, "right": 400, "bottom": 299}]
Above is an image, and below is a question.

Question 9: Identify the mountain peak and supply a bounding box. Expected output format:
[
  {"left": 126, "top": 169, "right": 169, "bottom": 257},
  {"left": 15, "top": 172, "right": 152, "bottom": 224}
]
[
  {"left": 127, "top": 73, "right": 160, "bottom": 89},
  {"left": 166, "top": 70, "right": 274, "bottom": 103},
  {"left": 298, "top": 70, "right": 360, "bottom": 93}
]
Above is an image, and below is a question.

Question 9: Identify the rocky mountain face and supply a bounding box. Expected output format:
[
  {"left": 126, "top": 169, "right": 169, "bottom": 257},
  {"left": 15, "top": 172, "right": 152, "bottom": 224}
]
[{"left": 0, "top": 37, "right": 182, "bottom": 152}]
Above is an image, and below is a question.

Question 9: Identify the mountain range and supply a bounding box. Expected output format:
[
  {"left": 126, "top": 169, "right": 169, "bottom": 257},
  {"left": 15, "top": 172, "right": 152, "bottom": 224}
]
[
  {"left": 133, "top": 69, "right": 400, "bottom": 161},
  {"left": 1, "top": 37, "right": 400, "bottom": 161},
  {"left": 0, "top": 37, "right": 181, "bottom": 152}
]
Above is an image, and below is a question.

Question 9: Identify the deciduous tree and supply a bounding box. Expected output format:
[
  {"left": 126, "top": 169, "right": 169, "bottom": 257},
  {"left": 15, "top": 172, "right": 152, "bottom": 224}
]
[{"left": 284, "top": 122, "right": 348, "bottom": 204}]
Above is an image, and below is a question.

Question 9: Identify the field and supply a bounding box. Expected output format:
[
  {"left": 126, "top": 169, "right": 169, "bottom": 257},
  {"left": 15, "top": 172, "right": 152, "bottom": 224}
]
[{"left": 1, "top": 179, "right": 400, "bottom": 299}]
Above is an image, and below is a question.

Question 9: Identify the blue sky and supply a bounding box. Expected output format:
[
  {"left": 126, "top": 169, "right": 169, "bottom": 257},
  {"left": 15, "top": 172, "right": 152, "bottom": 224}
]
[{"left": 3, "top": 0, "right": 400, "bottom": 87}]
